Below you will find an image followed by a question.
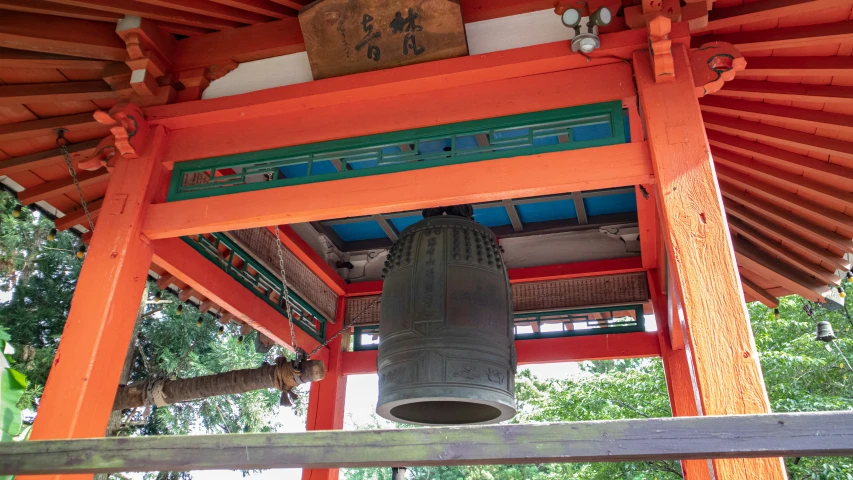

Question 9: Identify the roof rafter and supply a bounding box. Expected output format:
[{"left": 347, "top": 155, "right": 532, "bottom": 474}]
[
  {"left": 135, "top": 0, "right": 272, "bottom": 24},
  {"left": 210, "top": 0, "right": 295, "bottom": 18},
  {"left": 0, "top": 0, "right": 123, "bottom": 22},
  {"left": 692, "top": 20, "right": 853, "bottom": 51},
  {"left": 703, "top": 111, "right": 853, "bottom": 160},
  {"left": 47, "top": 0, "right": 244, "bottom": 30},
  {"left": 0, "top": 11, "right": 126, "bottom": 61},
  {"left": 0, "top": 139, "right": 102, "bottom": 176},
  {"left": 0, "top": 112, "right": 105, "bottom": 143},
  {"left": 740, "top": 274, "right": 779, "bottom": 309},
  {"left": 701, "top": 97, "right": 853, "bottom": 135},
  {"left": 17, "top": 169, "right": 110, "bottom": 205},
  {"left": 734, "top": 237, "right": 832, "bottom": 302},
  {"left": 694, "top": 0, "right": 851, "bottom": 33},
  {"left": 740, "top": 56, "right": 853, "bottom": 77},
  {"left": 0, "top": 81, "right": 121, "bottom": 105},
  {"left": 714, "top": 79, "right": 853, "bottom": 105},
  {"left": 54, "top": 199, "right": 104, "bottom": 231}
]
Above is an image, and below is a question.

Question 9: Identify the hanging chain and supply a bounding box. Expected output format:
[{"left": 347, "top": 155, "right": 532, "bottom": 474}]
[
  {"left": 273, "top": 223, "right": 298, "bottom": 352},
  {"left": 308, "top": 296, "right": 381, "bottom": 357},
  {"left": 56, "top": 129, "right": 95, "bottom": 232}
]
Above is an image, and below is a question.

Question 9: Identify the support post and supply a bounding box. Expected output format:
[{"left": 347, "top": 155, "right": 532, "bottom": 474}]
[
  {"left": 23, "top": 126, "right": 167, "bottom": 480},
  {"left": 649, "top": 271, "right": 713, "bottom": 480},
  {"left": 302, "top": 297, "right": 348, "bottom": 480},
  {"left": 635, "top": 45, "right": 787, "bottom": 479}
]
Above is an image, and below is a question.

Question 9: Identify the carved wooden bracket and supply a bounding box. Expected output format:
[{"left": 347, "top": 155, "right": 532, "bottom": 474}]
[
  {"left": 625, "top": 0, "right": 708, "bottom": 31},
  {"left": 689, "top": 42, "right": 746, "bottom": 98},
  {"left": 116, "top": 16, "right": 176, "bottom": 103},
  {"left": 79, "top": 104, "right": 150, "bottom": 171},
  {"left": 648, "top": 16, "right": 674, "bottom": 83}
]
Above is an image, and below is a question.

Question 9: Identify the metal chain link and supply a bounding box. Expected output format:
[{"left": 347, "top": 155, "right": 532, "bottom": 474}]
[
  {"left": 56, "top": 129, "right": 95, "bottom": 232},
  {"left": 308, "top": 296, "right": 381, "bottom": 357},
  {"left": 273, "top": 223, "right": 298, "bottom": 352}
]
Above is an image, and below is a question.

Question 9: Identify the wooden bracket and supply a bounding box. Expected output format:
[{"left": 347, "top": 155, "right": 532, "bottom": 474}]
[
  {"left": 79, "top": 104, "right": 150, "bottom": 171},
  {"left": 648, "top": 16, "right": 675, "bottom": 83},
  {"left": 689, "top": 42, "right": 746, "bottom": 97},
  {"left": 116, "top": 16, "right": 176, "bottom": 103},
  {"left": 625, "top": 0, "right": 708, "bottom": 31}
]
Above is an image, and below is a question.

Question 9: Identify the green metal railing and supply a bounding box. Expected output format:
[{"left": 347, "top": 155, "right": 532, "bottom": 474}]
[
  {"left": 353, "top": 304, "right": 645, "bottom": 351},
  {"left": 183, "top": 233, "right": 327, "bottom": 343},
  {"left": 168, "top": 101, "right": 626, "bottom": 202}
]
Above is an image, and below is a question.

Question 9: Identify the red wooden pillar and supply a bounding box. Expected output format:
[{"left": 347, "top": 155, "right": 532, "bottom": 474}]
[
  {"left": 635, "top": 45, "right": 787, "bottom": 479},
  {"left": 23, "top": 126, "right": 168, "bottom": 480},
  {"left": 649, "top": 271, "right": 713, "bottom": 480},
  {"left": 302, "top": 297, "right": 348, "bottom": 480}
]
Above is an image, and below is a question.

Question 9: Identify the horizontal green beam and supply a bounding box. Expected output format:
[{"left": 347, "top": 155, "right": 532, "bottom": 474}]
[{"left": 2, "top": 412, "right": 851, "bottom": 474}]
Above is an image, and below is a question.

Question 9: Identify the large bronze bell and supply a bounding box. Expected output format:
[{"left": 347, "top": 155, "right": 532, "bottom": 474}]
[{"left": 376, "top": 206, "right": 517, "bottom": 426}]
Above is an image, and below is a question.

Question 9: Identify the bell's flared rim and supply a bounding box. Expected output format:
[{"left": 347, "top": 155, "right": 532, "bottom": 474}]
[{"left": 376, "top": 396, "right": 517, "bottom": 426}]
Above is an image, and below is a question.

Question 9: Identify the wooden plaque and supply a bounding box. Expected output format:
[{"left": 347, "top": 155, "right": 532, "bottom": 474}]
[{"left": 299, "top": 0, "right": 468, "bottom": 80}]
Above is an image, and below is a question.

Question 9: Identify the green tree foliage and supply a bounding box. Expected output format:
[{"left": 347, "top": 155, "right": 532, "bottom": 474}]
[
  {"left": 0, "top": 191, "right": 301, "bottom": 439},
  {"left": 346, "top": 282, "right": 853, "bottom": 480}
]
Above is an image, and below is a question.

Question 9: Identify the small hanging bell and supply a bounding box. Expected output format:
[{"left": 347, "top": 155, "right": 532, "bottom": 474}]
[
  {"left": 773, "top": 308, "right": 780, "bottom": 319},
  {"left": 12, "top": 205, "right": 23, "bottom": 218},
  {"left": 838, "top": 286, "right": 846, "bottom": 299},
  {"left": 217, "top": 325, "right": 225, "bottom": 335},
  {"left": 176, "top": 304, "right": 184, "bottom": 316},
  {"left": 196, "top": 318, "right": 203, "bottom": 327},
  {"left": 47, "top": 228, "right": 57, "bottom": 241},
  {"left": 816, "top": 321, "right": 836, "bottom": 342},
  {"left": 847, "top": 271, "right": 853, "bottom": 283},
  {"left": 154, "top": 291, "right": 162, "bottom": 301},
  {"left": 76, "top": 245, "right": 86, "bottom": 259}
]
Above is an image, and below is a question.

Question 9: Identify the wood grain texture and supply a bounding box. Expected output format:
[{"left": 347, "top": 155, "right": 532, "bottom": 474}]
[
  {"left": 0, "top": 11, "right": 126, "bottom": 61},
  {"left": 142, "top": 142, "right": 652, "bottom": 239},
  {"left": 4, "top": 412, "right": 852, "bottom": 474},
  {"left": 739, "top": 275, "right": 778, "bottom": 309},
  {"left": 26, "top": 128, "right": 167, "bottom": 448},
  {"left": 634, "top": 45, "right": 787, "bottom": 479},
  {"left": 299, "top": 0, "right": 468, "bottom": 79}
]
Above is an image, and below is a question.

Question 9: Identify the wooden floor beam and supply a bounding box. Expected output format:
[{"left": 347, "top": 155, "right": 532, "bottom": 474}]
[
  {"left": 142, "top": 142, "right": 652, "bottom": 239},
  {"left": 24, "top": 128, "right": 167, "bottom": 458},
  {"left": 0, "top": 11, "right": 126, "bottom": 61},
  {"left": 635, "top": 45, "right": 787, "bottom": 479},
  {"left": 5, "top": 412, "right": 853, "bottom": 475}
]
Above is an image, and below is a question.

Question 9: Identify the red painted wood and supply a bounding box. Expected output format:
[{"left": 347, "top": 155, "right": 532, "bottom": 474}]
[
  {"left": 346, "top": 280, "right": 384, "bottom": 297},
  {"left": 142, "top": 142, "right": 653, "bottom": 239},
  {"left": 692, "top": 20, "right": 853, "bottom": 51},
  {"left": 508, "top": 257, "right": 644, "bottom": 283},
  {"left": 25, "top": 128, "right": 167, "bottom": 472},
  {"left": 649, "top": 271, "right": 712, "bottom": 480},
  {"left": 302, "top": 297, "right": 347, "bottom": 480},
  {"left": 341, "top": 332, "right": 661, "bottom": 375}
]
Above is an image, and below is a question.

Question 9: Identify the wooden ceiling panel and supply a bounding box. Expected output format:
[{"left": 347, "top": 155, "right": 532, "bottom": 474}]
[
  {"left": 0, "top": 68, "right": 69, "bottom": 84},
  {"left": 23, "top": 100, "right": 99, "bottom": 118},
  {"left": 0, "top": 104, "right": 37, "bottom": 125},
  {"left": 58, "top": 68, "right": 108, "bottom": 82}
]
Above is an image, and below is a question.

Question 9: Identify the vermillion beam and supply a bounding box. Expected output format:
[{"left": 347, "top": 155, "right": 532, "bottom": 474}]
[
  {"left": 151, "top": 238, "right": 324, "bottom": 356},
  {"left": 0, "top": 81, "right": 121, "bottom": 105},
  {"left": 0, "top": 113, "right": 106, "bottom": 143},
  {"left": 703, "top": 111, "right": 853, "bottom": 161},
  {"left": 0, "top": 11, "right": 126, "bottom": 61},
  {"left": 24, "top": 128, "right": 167, "bottom": 471},
  {"left": 155, "top": 62, "right": 639, "bottom": 164},
  {"left": 508, "top": 257, "right": 644, "bottom": 283},
  {"left": 135, "top": 0, "right": 272, "bottom": 24},
  {"left": 692, "top": 20, "right": 853, "bottom": 51},
  {"left": 649, "top": 271, "right": 712, "bottom": 480},
  {"left": 142, "top": 142, "right": 652, "bottom": 239},
  {"left": 720, "top": 183, "right": 853, "bottom": 255},
  {"left": 460, "top": 0, "right": 559, "bottom": 22},
  {"left": 635, "top": 185, "right": 658, "bottom": 270},
  {"left": 302, "top": 298, "right": 347, "bottom": 480},
  {"left": 341, "top": 332, "right": 661, "bottom": 375},
  {"left": 47, "top": 0, "right": 243, "bottom": 30},
  {"left": 702, "top": 100, "right": 853, "bottom": 138},
  {"left": 635, "top": 45, "right": 787, "bottom": 479},
  {"left": 17, "top": 170, "right": 109, "bottom": 205},
  {"left": 693, "top": 0, "right": 851, "bottom": 33},
  {"left": 0, "top": 140, "right": 101, "bottom": 176},
  {"left": 714, "top": 79, "right": 853, "bottom": 104},
  {"left": 155, "top": 27, "right": 688, "bottom": 131},
  {"left": 54, "top": 199, "right": 104, "bottom": 231},
  {"left": 712, "top": 147, "right": 853, "bottom": 210},
  {"left": 266, "top": 225, "right": 347, "bottom": 296},
  {"left": 739, "top": 56, "right": 853, "bottom": 77}
]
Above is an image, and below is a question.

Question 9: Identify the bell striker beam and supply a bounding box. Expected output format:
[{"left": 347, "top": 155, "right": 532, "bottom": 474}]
[
  {"left": 302, "top": 297, "right": 348, "bottom": 480},
  {"left": 23, "top": 125, "right": 168, "bottom": 480},
  {"left": 635, "top": 45, "right": 787, "bottom": 479},
  {"left": 649, "top": 271, "right": 713, "bottom": 480}
]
